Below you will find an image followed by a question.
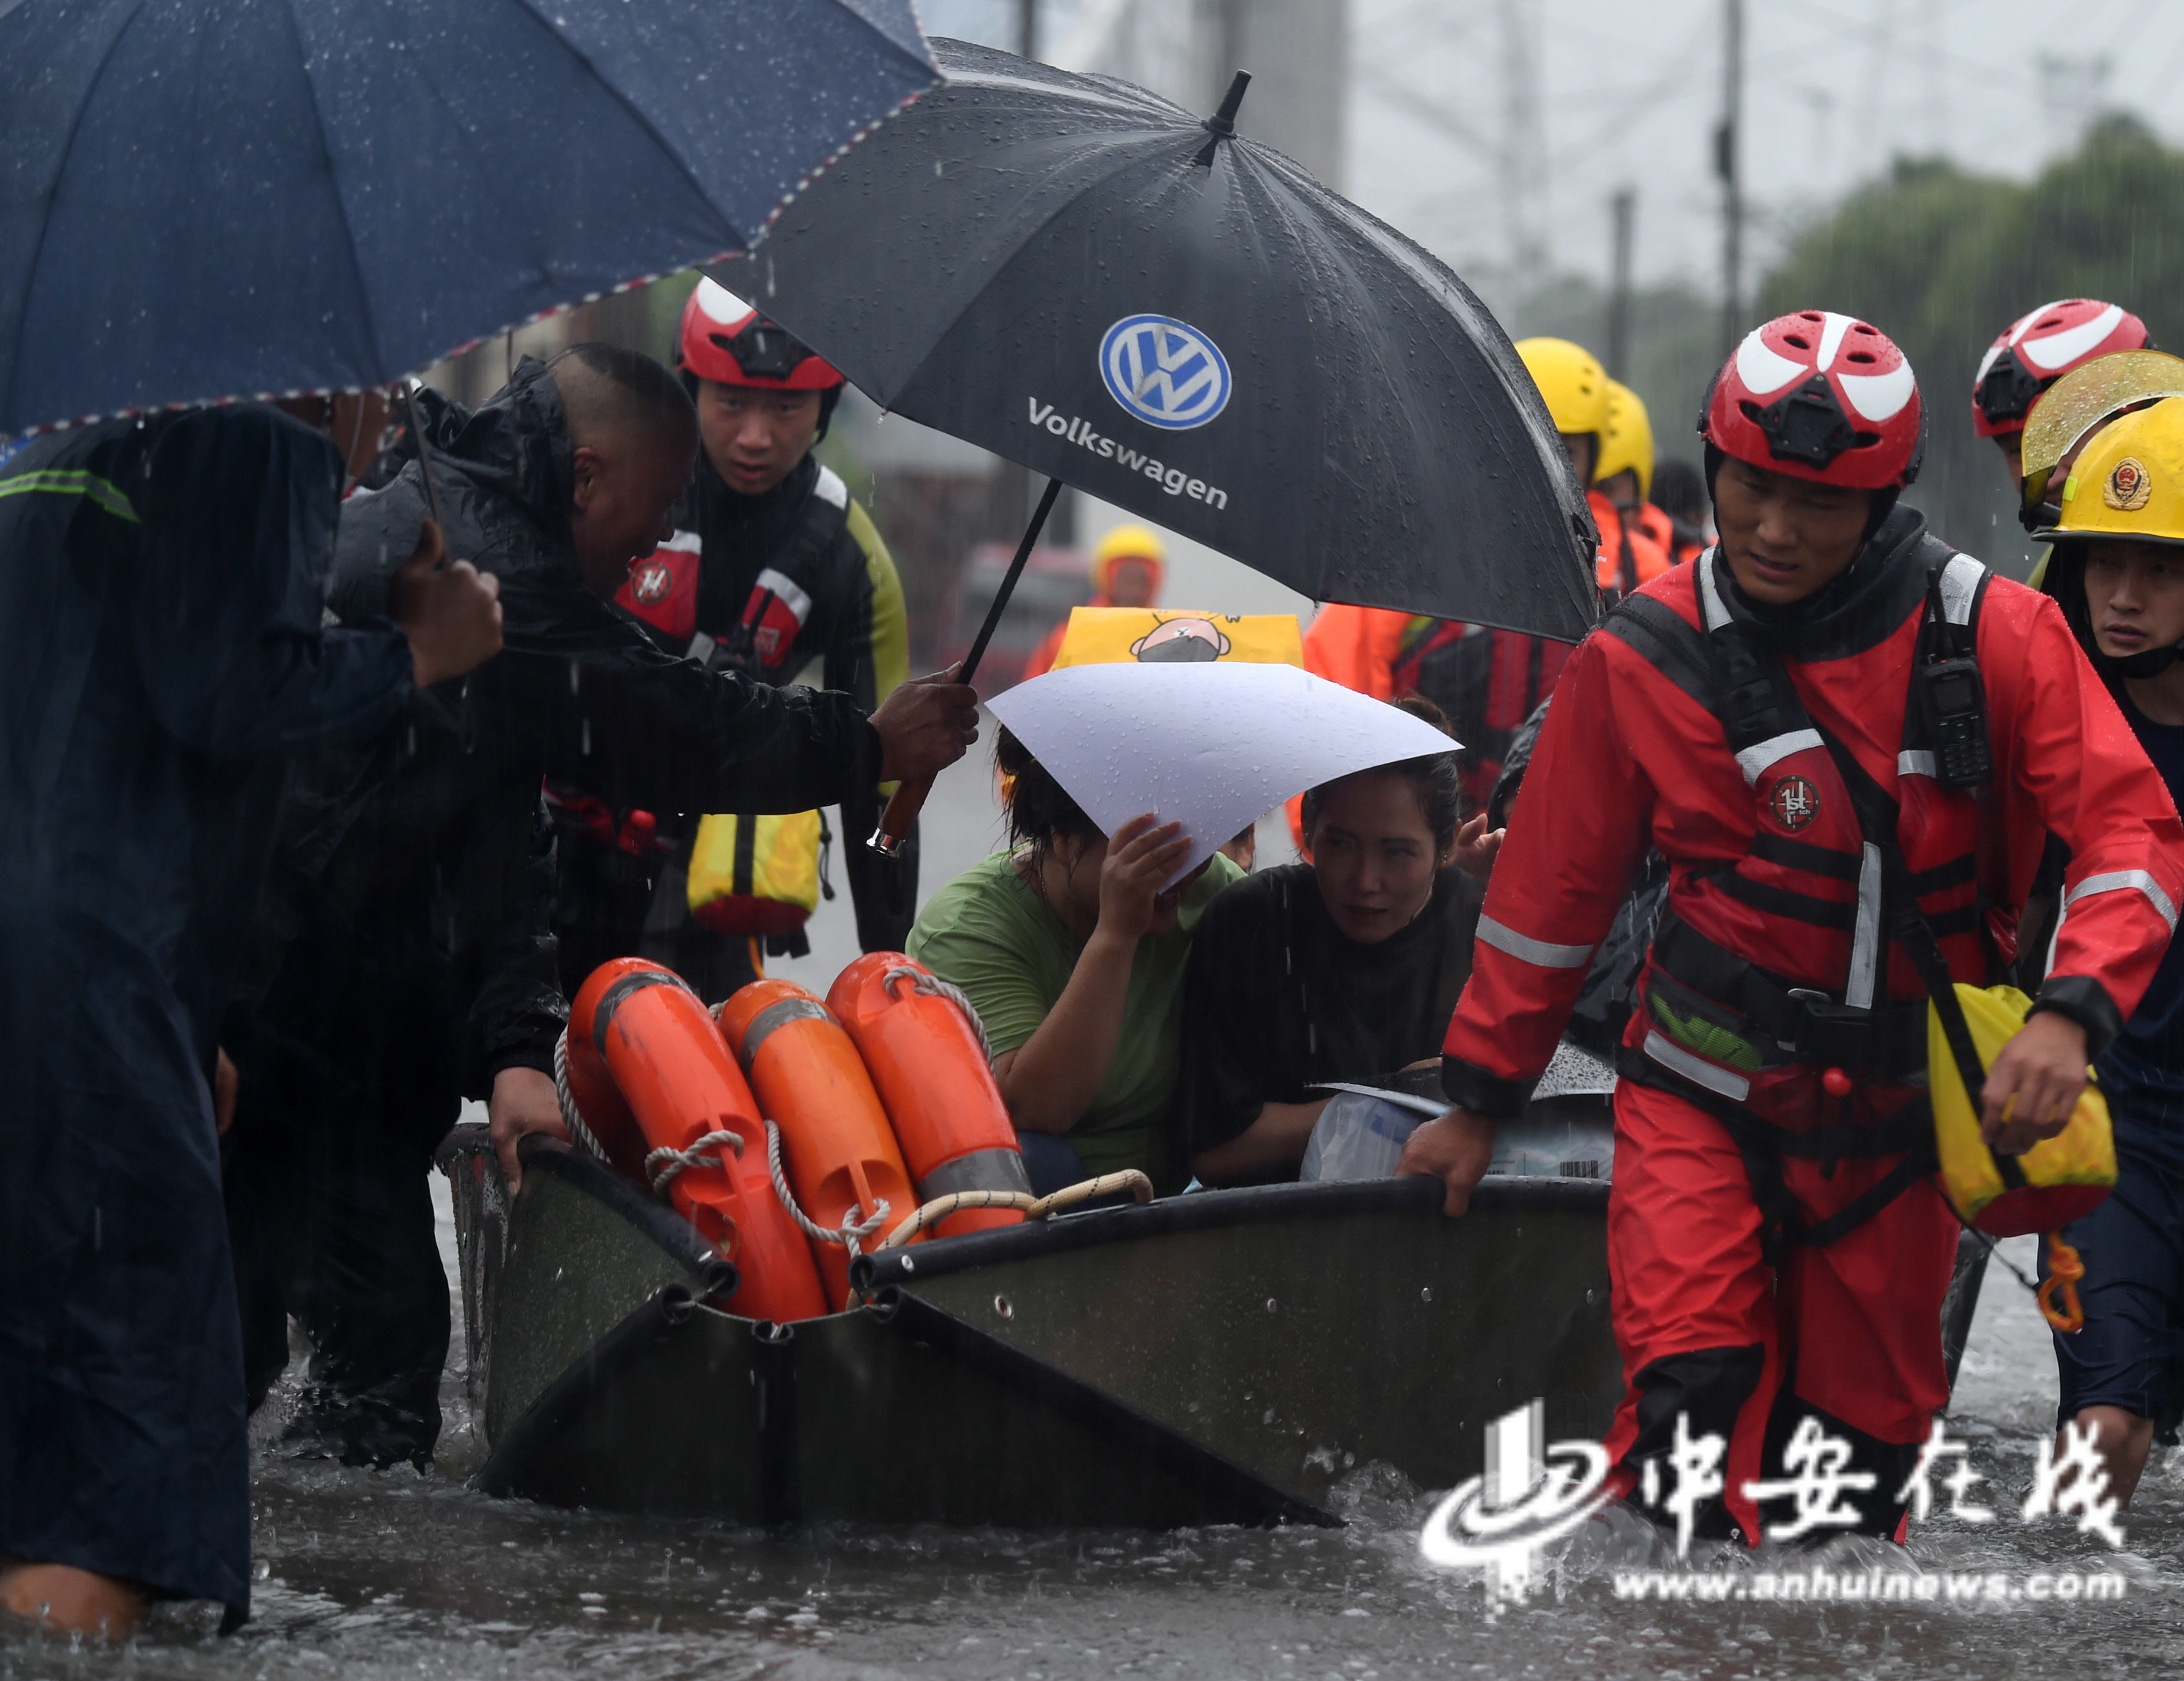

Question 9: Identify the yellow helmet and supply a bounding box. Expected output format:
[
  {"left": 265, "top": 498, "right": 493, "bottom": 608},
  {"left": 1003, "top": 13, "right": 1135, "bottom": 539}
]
[
  {"left": 1090, "top": 523, "right": 1167, "bottom": 595},
  {"left": 1515, "top": 337, "right": 1611, "bottom": 437},
  {"left": 2036, "top": 395, "right": 2184, "bottom": 548},
  {"left": 1595, "top": 381, "right": 1656, "bottom": 502}
]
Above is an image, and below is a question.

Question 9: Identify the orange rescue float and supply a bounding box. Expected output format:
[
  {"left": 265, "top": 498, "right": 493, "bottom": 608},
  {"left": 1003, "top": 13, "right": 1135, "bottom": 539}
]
[
  {"left": 559, "top": 959, "right": 649, "bottom": 1179},
  {"left": 827, "top": 953, "right": 1030, "bottom": 1238},
  {"left": 716, "top": 979, "right": 921, "bottom": 1309},
  {"left": 573, "top": 959, "right": 828, "bottom": 1324}
]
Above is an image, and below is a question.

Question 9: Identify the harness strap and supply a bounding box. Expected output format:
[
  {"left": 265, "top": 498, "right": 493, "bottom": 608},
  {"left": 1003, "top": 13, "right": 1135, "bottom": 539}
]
[
  {"left": 1634, "top": 1054, "right": 1938, "bottom": 1260},
  {"left": 1648, "top": 911, "right": 1929, "bottom": 1078},
  {"left": 717, "top": 466, "right": 852, "bottom": 671}
]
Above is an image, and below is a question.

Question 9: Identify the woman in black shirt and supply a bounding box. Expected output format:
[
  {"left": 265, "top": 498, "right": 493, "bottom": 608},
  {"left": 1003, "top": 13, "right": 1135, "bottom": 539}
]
[{"left": 1181, "top": 700, "right": 1494, "bottom": 1185}]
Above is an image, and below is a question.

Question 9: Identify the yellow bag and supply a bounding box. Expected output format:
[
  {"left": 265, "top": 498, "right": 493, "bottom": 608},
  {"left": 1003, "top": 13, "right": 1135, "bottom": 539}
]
[
  {"left": 1929, "top": 983, "right": 2114, "bottom": 1236},
  {"left": 1046, "top": 608, "right": 1303, "bottom": 670},
  {"left": 687, "top": 810, "right": 823, "bottom": 938}
]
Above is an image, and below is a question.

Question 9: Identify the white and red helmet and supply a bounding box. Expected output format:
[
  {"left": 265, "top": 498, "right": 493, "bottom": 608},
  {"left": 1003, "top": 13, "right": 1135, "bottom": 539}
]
[
  {"left": 677, "top": 276, "right": 845, "bottom": 391},
  {"left": 1703, "top": 310, "right": 1924, "bottom": 490},
  {"left": 1972, "top": 298, "right": 2149, "bottom": 438}
]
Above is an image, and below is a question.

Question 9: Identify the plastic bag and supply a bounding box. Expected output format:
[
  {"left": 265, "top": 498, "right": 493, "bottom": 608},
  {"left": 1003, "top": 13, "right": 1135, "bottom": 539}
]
[{"left": 1300, "top": 1091, "right": 1427, "bottom": 1182}]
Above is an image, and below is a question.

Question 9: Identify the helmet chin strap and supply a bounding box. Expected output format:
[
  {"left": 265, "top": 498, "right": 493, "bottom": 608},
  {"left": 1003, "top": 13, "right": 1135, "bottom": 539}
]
[{"left": 2106, "top": 642, "right": 2184, "bottom": 680}]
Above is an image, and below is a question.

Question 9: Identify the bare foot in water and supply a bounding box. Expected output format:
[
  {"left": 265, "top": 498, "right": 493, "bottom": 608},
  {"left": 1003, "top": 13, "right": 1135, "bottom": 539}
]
[{"left": 0, "top": 1561, "right": 148, "bottom": 1640}]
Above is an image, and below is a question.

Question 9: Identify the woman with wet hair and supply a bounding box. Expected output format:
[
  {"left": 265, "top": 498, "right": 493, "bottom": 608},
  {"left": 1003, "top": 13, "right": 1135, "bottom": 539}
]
[
  {"left": 907, "top": 728, "right": 1241, "bottom": 1194},
  {"left": 1180, "top": 698, "right": 1496, "bottom": 1186}
]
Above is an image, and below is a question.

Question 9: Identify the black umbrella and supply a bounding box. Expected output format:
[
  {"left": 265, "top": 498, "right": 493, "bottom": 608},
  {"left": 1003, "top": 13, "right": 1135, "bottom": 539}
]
[{"left": 711, "top": 38, "right": 1595, "bottom": 850}]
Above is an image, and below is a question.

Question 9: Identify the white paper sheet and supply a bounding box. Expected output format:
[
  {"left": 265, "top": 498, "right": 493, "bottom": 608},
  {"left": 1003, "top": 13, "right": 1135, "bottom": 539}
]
[{"left": 986, "top": 662, "right": 1460, "bottom": 882}]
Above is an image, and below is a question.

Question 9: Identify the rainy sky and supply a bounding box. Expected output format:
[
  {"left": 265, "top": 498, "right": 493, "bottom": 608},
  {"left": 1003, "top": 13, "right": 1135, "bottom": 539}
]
[{"left": 925, "top": 0, "right": 2184, "bottom": 293}]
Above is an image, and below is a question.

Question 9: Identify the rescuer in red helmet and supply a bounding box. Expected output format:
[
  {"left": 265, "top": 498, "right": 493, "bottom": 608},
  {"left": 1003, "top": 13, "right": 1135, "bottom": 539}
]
[
  {"left": 1973, "top": 298, "right": 2150, "bottom": 485},
  {"left": 551, "top": 277, "right": 919, "bottom": 999},
  {"left": 1401, "top": 309, "right": 2184, "bottom": 1544}
]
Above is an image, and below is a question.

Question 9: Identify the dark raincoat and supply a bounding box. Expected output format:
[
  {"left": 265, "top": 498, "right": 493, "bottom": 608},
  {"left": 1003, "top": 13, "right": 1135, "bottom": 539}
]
[
  {"left": 224, "top": 359, "right": 881, "bottom": 1463},
  {"left": 0, "top": 408, "right": 412, "bottom": 1621}
]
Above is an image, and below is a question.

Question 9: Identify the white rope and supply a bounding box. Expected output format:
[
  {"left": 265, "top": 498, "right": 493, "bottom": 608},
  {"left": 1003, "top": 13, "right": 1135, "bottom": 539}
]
[
  {"left": 765, "top": 1118, "right": 889, "bottom": 1261},
  {"left": 881, "top": 962, "right": 993, "bottom": 1065},
  {"left": 876, "top": 1170, "right": 1155, "bottom": 1250},
  {"left": 551, "top": 1031, "right": 610, "bottom": 1162},
  {"left": 645, "top": 1126, "right": 748, "bottom": 1194}
]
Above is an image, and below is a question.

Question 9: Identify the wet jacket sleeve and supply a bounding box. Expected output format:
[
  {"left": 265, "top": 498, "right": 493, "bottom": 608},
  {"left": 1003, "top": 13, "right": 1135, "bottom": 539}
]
[
  {"left": 132, "top": 407, "right": 412, "bottom": 759},
  {"left": 1987, "top": 585, "right": 2184, "bottom": 1057},
  {"left": 1440, "top": 632, "right": 1657, "bottom": 1116},
  {"left": 483, "top": 565, "right": 884, "bottom": 820},
  {"left": 463, "top": 789, "right": 566, "bottom": 1084},
  {"left": 830, "top": 502, "right": 917, "bottom": 953}
]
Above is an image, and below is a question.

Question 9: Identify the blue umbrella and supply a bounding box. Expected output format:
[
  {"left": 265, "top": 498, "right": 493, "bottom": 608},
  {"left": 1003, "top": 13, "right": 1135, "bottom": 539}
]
[{"left": 0, "top": 0, "right": 938, "bottom": 434}]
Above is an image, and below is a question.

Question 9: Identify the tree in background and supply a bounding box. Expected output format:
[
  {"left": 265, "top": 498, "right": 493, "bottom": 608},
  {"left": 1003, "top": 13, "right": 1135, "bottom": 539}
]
[{"left": 1761, "top": 116, "right": 2184, "bottom": 574}]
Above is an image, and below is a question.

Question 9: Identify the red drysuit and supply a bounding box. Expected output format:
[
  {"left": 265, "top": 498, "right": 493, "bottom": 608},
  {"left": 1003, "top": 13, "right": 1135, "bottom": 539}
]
[{"left": 1440, "top": 516, "right": 2184, "bottom": 1541}]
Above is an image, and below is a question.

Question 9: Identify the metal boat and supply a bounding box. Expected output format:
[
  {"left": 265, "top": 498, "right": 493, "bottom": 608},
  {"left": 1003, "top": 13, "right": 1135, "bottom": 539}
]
[{"left": 438, "top": 1120, "right": 1620, "bottom": 1529}]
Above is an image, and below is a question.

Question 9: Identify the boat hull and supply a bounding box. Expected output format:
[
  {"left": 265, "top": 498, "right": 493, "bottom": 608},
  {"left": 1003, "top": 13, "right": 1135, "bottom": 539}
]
[{"left": 441, "top": 1128, "right": 1621, "bottom": 1526}]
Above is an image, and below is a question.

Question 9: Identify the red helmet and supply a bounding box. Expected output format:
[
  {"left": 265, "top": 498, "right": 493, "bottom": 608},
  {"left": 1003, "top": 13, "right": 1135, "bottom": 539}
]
[
  {"left": 1971, "top": 298, "right": 2149, "bottom": 438},
  {"left": 677, "top": 277, "right": 845, "bottom": 391},
  {"left": 1702, "top": 310, "right": 1923, "bottom": 490}
]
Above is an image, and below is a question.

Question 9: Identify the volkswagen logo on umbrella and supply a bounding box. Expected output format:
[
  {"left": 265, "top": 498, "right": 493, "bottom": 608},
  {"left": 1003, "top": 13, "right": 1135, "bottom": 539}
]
[{"left": 1099, "top": 314, "right": 1233, "bottom": 431}]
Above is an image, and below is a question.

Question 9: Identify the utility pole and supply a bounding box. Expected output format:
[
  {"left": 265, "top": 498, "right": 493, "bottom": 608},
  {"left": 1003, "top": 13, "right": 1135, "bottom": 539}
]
[
  {"left": 1716, "top": 0, "right": 1744, "bottom": 361},
  {"left": 1017, "top": 0, "right": 1038, "bottom": 60},
  {"left": 1499, "top": 0, "right": 1549, "bottom": 289},
  {"left": 1606, "top": 187, "right": 1636, "bottom": 381}
]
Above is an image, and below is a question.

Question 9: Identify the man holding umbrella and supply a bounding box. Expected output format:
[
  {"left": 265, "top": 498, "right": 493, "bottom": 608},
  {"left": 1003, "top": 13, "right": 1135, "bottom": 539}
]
[
  {"left": 222, "top": 346, "right": 978, "bottom": 1476},
  {"left": 2, "top": 0, "right": 945, "bottom": 1635}
]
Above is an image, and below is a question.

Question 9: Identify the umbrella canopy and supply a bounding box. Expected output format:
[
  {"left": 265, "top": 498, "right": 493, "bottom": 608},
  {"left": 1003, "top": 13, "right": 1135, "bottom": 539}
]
[
  {"left": 987, "top": 662, "right": 1459, "bottom": 884},
  {"left": 716, "top": 37, "right": 1595, "bottom": 641},
  {"left": 0, "top": 0, "right": 939, "bottom": 434}
]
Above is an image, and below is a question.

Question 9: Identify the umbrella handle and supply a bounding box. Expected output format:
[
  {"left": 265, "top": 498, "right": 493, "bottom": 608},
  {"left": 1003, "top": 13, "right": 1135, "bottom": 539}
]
[
  {"left": 866, "top": 474, "right": 1064, "bottom": 857},
  {"left": 868, "top": 776, "right": 931, "bottom": 858}
]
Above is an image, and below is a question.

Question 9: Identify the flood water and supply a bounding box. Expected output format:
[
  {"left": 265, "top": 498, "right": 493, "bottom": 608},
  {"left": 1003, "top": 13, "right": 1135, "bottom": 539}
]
[
  {"left": 8, "top": 747, "right": 2181, "bottom": 1679},
  {"left": 8, "top": 1223, "right": 2178, "bottom": 1681}
]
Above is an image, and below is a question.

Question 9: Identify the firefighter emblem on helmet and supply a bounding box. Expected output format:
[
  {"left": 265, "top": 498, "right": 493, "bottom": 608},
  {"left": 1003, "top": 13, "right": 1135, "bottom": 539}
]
[
  {"left": 2105, "top": 456, "right": 2153, "bottom": 513},
  {"left": 630, "top": 561, "right": 674, "bottom": 605},
  {"left": 1769, "top": 775, "right": 1822, "bottom": 831}
]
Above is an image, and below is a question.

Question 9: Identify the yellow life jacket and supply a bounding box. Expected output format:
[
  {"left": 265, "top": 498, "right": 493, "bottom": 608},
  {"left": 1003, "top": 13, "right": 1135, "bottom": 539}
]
[
  {"left": 1929, "top": 983, "right": 2114, "bottom": 1236},
  {"left": 687, "top": 810, "right": 825, "bottom": 938}
]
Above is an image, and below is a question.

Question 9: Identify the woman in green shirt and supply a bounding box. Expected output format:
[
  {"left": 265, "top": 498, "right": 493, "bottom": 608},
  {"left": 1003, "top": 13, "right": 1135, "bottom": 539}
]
[{"left": 908, "top": 728, "right": 1239, "bottom": 1194}]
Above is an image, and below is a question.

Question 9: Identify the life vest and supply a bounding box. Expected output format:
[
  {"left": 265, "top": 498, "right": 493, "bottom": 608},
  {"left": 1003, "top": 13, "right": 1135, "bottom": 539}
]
[
  {"left": 618, "top": 466, "right": 855, "bottom": 937},
  {"left": 1391, "top": 621, "right": 1573, "bottom": 809},
  {"left": 685, "top": 810, "right": 827, "bottom": 938},
  {"left": 1610, "top": 549, "right": 1996, "bottom": 1133},
  {"left": 1592, "top": 492, "right": 1672, "bottom": 604},
  {"left": 1632, "top": 502, "right": 1701, "bottom": 568}
]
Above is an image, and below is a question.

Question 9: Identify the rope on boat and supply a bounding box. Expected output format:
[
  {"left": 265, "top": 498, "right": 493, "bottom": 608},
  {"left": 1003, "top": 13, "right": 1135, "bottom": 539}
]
[
  {"left": 646, "top": 1126, "right": 748, "bottom": 1194},
  {"left": 766, "top": 1118, "right": 889, "bottom": 1261},
  {"left": 881, "top": 962, "right": 994, "bottom": 1066},
  {"left": 551, "top": 1031, "right": 610, "bottom": 1163},
  {"left": 876, "top": 1170, "right": 1155, "bottom": 1250}
]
